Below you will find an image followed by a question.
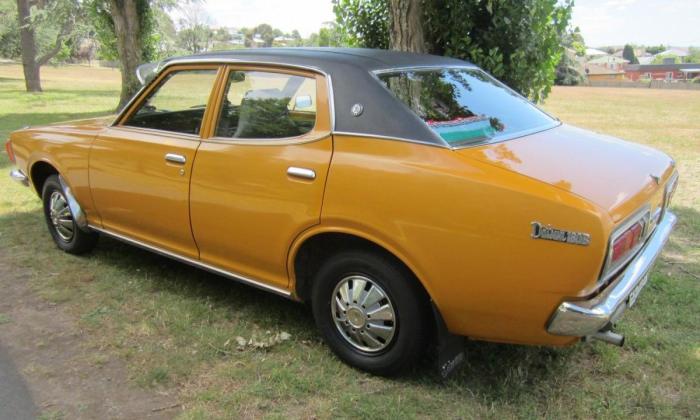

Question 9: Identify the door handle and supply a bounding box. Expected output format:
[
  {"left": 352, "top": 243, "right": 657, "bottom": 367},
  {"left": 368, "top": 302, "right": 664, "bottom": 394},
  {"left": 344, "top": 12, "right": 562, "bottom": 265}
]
[
  {"left": 165, "top": 153, "right": 186, "bottom": 164},
  {"left": 287, "top": 166, "right": 316, "bottom": 180}
]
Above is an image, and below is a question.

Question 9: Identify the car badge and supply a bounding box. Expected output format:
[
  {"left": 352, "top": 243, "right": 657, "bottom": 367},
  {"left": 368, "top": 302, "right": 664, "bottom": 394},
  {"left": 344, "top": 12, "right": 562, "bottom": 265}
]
[
  {"left": 531, "top": 222, "right": 590, "bottom": 246},
  {"left": 351, "top": 103, "right": 364, "bottom": 117}
]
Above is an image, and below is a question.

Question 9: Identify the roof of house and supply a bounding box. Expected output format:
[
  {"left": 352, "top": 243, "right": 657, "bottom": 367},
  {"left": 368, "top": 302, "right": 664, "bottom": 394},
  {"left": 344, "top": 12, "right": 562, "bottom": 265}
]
[
  {"left": 587, "top": 55, "right": 629, "bottom": 64},
  {"left": 585, "top": 48, "right": 609, "bottom": 57},
  {"left": 656, "top": 48, "right": 689, "bottom": 57},
  {"left": 586, "top": 64, "right": 624, "bottom": 75},
  {"left": 160, "top": 48, "right": 476, "bottom": 146},
  {"left": 625, "top": 63, "right": 700, "bottom": 72}
]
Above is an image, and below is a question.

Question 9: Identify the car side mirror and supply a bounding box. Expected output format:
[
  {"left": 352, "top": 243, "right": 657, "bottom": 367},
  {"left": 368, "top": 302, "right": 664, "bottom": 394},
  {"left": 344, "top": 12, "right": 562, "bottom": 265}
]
[{"left": 294, "top": 95, "right": 313, "bottom": 109}]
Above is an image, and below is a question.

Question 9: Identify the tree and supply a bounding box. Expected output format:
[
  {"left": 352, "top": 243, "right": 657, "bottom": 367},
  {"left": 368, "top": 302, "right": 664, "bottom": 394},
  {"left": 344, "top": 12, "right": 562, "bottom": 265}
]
[
  {"left": 334, "top": 0, "right": 388, "bottom": 48},
  {"left": 0, "top": 0, "right": 21, "bottom": 59},
  {"left": 388, "top": 0, "right": 425, "bottom": 52},
  {"left": 685, "top": 47, "right": 700, "bottom": 64},
  {"left": 335, "top": 0, "right": 573, "bottom": 102},
  {"left": 15, "top": 0, "right": 78, "bottom": 92},
  {"left": 652, "top": 53, "right": 680, "bottom": 65},
  {"left": 622, "top": 44, "right": 638, "bottom": 64},
  {"left": 645, "top": 44, "right": 666, "bottom": 55},
  {"left": 555, "top": 25, "right": 585, "bottom": 86},
  {"left": 176, "top": 2, "right": 212, "bottom": 53},
  {"left": 87, "top": 0, "right": 167, "bottom": 109}
]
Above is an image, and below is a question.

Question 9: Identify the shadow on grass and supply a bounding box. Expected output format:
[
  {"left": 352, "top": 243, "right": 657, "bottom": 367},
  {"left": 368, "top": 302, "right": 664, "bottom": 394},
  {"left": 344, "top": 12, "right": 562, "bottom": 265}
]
[{"left": 2, "top": 204, "right": 697, "bottom": 404}]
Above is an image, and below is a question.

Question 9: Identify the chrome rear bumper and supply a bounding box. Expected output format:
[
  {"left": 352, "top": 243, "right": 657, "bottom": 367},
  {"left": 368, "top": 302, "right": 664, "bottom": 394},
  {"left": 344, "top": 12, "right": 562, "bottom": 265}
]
[
  {"left": 9, "top": 169, "right": 29, "bottom": 187},
  {"left": 547, "top": 211, "right": 677, "bottom": 337}
]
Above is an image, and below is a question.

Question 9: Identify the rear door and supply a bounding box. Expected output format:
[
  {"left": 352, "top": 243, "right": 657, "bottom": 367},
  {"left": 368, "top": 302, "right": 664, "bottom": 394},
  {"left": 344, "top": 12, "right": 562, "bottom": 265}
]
[
  {"left": 190, "top": 65, "right": 333, "bottom": 288},
  {"left": 89, "top": 65, "right": 221, "bottom": 258}
]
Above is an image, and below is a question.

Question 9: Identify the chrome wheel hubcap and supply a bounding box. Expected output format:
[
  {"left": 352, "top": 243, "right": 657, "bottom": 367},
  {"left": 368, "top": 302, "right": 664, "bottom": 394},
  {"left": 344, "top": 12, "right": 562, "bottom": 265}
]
[
  {"left": 49, "top": 191, "right": 74, "bottom": 241},
  {"left": 331, "top": 275, "right": 396, "bottom": 353}
]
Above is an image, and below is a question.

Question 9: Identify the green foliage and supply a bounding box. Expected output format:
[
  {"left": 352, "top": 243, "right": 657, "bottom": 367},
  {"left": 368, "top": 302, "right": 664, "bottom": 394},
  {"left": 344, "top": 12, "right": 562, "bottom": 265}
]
[
  {"left": 652, "top": 53, "right": 681, "bottom": 65},
  {"left": 685, "top": 47, "right": 700, "bottom": 64},
  {"left": 646, "top": 44, "right": 667, "bottom": 55},
  {"left": 85, "top": 0, "right": 159, "bottom": 62},
  {"left": 622, "top": 44, "right": 638, "bottom": 64},
  {"left": 0, "top": 0, "right": 20, "bottom": 59},
  {"left": 334, "top": 0, "right": 572, "bottom": 102},
  {"left": 333, "top": 0, "right": 389, "bottom": 48}
]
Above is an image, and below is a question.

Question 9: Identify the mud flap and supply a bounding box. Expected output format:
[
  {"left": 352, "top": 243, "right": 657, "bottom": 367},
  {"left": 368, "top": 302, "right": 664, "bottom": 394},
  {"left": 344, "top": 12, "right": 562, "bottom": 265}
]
[{"left": 432, "top": 303, "right": 465, "bottom": 379}]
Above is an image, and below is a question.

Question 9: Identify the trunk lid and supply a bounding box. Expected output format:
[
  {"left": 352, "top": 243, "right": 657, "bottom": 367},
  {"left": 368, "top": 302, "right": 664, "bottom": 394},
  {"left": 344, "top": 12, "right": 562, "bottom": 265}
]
[{"left": 457, "top": 124, "right": 674, "bottom": 221}]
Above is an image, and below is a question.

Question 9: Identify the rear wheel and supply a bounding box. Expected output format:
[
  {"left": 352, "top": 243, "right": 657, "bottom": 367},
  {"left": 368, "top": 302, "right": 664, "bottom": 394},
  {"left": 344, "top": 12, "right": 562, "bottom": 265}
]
[
  {"left": 42, "top": 175, "right": 98, "bottom": 254},
  {"left": 311, "top": 250, "right": 430, "bottom": 376}
]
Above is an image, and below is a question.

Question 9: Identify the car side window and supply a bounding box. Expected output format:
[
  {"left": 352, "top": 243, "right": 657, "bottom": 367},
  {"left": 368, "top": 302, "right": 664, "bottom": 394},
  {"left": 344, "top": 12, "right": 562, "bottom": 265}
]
[
  {"left": 124, "top": 69, "right": 218, "bottom": 135},
  {"left": 215, "top": 70, "right": 316, "bottom": 139}
]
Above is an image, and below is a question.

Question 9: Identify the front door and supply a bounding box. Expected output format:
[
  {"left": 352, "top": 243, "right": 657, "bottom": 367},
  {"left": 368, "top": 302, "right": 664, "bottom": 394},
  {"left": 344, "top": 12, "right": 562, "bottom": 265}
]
[
  {"left": 190, "top": 66, "right": 333, "bottom": 288},
  {"left": 89, "top": 66, "right": 221, "bottom": 258}
]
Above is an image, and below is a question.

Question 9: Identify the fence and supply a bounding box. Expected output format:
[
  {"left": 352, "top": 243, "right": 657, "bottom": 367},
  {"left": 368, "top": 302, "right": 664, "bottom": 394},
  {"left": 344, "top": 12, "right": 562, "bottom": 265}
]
[{"left": 584, "top": 80, "right": 700, "bottom": 90}]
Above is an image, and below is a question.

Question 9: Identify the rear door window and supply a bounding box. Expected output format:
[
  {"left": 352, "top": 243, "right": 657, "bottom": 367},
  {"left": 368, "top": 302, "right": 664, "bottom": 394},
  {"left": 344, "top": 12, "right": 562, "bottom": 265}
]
[{"left": 215, "top": 70, "right": 316, "bottom": 139}]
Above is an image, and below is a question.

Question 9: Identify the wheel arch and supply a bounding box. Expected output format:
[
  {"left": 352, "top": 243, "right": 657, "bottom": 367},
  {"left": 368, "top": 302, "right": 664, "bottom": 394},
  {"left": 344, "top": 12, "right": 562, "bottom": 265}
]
[
  {"left": 288, "top": 227, "right": 437, "bottom": 308},
  {"left": 29, "top": 159, "right": 60, "bottom": 197}
]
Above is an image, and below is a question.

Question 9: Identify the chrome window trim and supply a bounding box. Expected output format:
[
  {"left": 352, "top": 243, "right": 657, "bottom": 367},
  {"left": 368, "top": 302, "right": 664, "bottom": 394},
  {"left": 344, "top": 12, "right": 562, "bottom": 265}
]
[
  {"left": 599, "top": 205, "right": 652, "bottom": 285},
  {"left": 89, "top": 225, "right": 292, "bottom": 299},
  {"left": 113, "top": 58, "right": 336, "bottom": 131},
  {"left": 331, "top": 131, "right": 450, "bottom": 149},
  {"left": 369, "top": 66, "right": 561, "bottom": 150}
]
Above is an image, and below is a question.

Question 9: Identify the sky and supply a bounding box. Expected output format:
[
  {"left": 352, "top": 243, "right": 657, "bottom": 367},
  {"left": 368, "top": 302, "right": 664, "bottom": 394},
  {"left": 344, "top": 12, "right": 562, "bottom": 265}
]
[
  {"left": 570, "top": 0, "right": 700, "bottom": 47},
  {"left": 182, "top": 0, "right": 699, "bottom": 46}
]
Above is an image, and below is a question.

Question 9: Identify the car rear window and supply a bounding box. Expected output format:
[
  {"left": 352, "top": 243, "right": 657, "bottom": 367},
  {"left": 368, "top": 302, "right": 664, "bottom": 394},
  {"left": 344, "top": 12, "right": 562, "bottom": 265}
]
[{"left": 376, "top": 68, "right": 557, "bottom": 147}]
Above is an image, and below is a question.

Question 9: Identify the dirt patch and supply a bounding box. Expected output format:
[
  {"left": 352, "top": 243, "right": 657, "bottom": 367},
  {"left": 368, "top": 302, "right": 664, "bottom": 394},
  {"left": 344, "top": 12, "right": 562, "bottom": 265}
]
[{"left": 0, "top": 250, "right": 181, "bottom": 419}]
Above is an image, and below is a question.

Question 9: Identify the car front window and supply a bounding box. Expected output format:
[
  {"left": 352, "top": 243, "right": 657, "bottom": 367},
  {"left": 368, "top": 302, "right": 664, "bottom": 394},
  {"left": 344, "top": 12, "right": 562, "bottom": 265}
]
[
  {"left": 124, "top": 69, "right": 218, "bottom": 135},
  {"left": 377, "top": 68, "right": 558, "bottom": 147}
]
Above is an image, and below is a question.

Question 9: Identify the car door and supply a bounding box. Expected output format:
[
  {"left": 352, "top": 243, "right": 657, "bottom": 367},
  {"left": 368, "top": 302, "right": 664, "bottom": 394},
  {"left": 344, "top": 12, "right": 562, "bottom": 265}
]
[
  {"left": 189, "top": 65, "right": 333, "bottom": 289},
  {"left": 89, "top": 65, "right": 221, "bottom": 259}
]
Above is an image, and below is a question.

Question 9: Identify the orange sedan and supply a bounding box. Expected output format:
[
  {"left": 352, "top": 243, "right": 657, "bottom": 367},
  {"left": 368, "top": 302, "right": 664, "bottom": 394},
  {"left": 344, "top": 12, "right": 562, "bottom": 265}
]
[{"left": 6, "top": 49, "right": 678, "bottom": 376}]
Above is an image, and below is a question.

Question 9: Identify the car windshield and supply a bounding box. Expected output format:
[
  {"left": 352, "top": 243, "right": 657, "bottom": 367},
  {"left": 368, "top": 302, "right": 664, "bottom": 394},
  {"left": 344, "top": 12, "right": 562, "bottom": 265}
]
[{"left": 377, "top": 68, "right": 558, "bottom": 147}]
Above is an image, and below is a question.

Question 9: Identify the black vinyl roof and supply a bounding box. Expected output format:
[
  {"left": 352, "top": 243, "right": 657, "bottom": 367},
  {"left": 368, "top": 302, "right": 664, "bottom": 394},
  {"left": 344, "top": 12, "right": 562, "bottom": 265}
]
[{"left": 162, "top": 48, "right": 477, "bottom": 146}]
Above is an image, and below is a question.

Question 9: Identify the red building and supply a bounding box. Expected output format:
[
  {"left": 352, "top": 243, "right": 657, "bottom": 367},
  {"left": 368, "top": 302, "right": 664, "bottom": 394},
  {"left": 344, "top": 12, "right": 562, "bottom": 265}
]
[{"left": 625, "top": 64, "right": 700, "bottom": 81}]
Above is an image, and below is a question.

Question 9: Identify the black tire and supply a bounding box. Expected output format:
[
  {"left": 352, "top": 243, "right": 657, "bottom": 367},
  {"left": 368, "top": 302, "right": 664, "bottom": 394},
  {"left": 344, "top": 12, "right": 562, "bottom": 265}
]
[
  {"left": 42, "top": 175, "right": 98, "bottom": 254},
  {"left": 311, "top": 250, "right": 430, "bottom": 376}
]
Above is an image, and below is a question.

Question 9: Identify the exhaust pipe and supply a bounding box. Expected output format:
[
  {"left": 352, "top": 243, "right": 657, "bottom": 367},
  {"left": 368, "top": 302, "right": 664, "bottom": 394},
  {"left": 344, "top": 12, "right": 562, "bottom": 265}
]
[{"left": 591, "top": 330, "right": 625, "bottom": 347}]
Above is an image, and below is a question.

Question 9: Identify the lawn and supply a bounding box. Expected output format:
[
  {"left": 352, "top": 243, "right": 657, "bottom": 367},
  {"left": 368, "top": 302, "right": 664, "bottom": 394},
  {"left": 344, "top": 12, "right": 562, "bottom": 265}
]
[{"left": 1, "top": 63, "right": 699, "bottom": 419}]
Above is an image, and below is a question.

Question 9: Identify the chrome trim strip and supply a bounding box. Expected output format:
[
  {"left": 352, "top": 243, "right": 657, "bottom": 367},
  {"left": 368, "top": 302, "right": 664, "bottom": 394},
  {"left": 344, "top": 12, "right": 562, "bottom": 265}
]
[
  {"left": 165, "top": 153, "right": 187, "bottom": 164},
  {"left": 547, "top": 211, "right": 677, "bottom": 337},
  {"left": 58, "top": 175, "right": 89, "bottom": 231},
  {"left": 372, "top": 64, "right": 479, "bottom": 74},
  {"left": 9, "top": 169, "right": 29, "bottom": 187},
  {"left": 331, "top": 131, "right": 450, "bottom": 149},
  {"left": 113, "top": 58, "right": 335, "bottom": 130},
  {"left": 88, "top": 225, "right": 292, "bottom": 298},
  {"left": 287, "top": 166, "right": 316, "bottom": 180}
]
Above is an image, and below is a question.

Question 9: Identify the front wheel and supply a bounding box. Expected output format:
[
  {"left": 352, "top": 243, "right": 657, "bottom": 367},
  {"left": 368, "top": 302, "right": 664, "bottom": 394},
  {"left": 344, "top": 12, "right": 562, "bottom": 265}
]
[
  {"left": 42, "top": 175, "right": 98, "bottom": 254},
  {"left": 311, "top": 250, "right": 430, "bottom": 376}
]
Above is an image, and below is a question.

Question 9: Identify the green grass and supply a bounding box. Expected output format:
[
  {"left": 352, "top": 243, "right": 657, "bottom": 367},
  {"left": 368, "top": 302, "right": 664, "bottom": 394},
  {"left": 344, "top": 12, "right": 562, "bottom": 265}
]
[{"left": 1, "top": 65, "right": 699, "bottom": 418}]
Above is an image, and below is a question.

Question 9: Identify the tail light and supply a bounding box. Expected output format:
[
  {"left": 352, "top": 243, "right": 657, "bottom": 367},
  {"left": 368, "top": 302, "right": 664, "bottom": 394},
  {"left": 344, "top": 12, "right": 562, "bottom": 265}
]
[
  {"left": 610, "top": 220, "right": 644, "bottom": 266},
  {"left": 4, "top": 140, "right": 15, "bottom": 163},
  {"left": 600, "top": 208, "right": 650, "bottom": 284}
]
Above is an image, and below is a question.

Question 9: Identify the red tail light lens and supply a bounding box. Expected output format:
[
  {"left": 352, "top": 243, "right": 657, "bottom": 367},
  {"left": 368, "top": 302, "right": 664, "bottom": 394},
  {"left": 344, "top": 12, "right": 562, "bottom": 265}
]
[
  {"left": 610, "top": 220, "right": 644, "bottom": 265},
  {"left": 4, "top": 140, "right": 15, "bottom": 163}
]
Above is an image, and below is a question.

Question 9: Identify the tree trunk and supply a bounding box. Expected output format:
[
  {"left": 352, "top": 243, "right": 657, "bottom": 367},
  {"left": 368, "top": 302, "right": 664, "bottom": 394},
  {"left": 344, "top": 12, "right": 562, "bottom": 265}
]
[
  {"left": 110, "top": 0, "right": 144, "bottom": 110},
  {"left": 16, "top": 0, "right": 42, "bottom": 92},
  {"left": 388, "top": 0, "right": 426, "bottom": 53}
]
